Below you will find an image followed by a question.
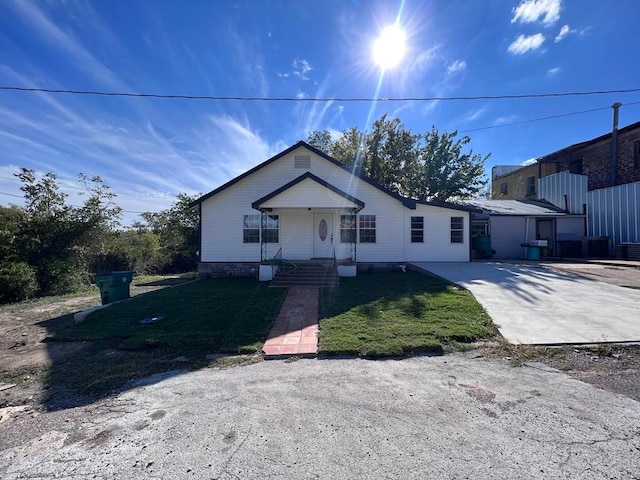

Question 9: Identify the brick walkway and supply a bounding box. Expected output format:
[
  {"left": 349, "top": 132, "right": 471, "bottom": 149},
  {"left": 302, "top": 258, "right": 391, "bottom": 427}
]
[{"left": 262, "top": 286, "right": 319, "bottom": 357}]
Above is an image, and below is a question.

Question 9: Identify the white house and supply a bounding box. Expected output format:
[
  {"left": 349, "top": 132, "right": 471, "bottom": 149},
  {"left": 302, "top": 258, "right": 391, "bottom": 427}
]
[{"left": 190, "top": 141, "right": 477, "bottom": 279}]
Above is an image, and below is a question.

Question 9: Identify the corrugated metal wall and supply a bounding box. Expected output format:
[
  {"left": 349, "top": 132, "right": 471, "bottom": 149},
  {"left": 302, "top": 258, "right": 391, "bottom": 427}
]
[
  {"left": 588, "top": 182, "right": 640, "bottom": 244},
  {"left": 538, "top": 171, "right": 587, "bottom": 214}
]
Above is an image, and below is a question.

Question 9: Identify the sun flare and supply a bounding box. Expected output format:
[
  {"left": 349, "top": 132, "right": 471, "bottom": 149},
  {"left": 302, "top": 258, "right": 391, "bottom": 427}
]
[{"left": 372, "top": 25, "right": 406, "bottom": 70}]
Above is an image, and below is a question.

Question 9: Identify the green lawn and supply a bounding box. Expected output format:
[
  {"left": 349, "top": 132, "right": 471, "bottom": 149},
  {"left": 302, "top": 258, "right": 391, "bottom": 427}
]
[
  {"left": 319, "top": 271, "right": 495, "bottom": 357},
  {"left": 48, "top": 279, "right": 287, "bottom": 397},
  {"left": 54, "top": 278, "right": 286, "bottom": 351}
]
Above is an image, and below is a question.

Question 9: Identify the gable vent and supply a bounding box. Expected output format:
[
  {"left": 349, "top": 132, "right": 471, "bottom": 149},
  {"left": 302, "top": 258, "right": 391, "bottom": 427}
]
[{"left": 294, "top": 155, "right": 311, "bottom": 169}]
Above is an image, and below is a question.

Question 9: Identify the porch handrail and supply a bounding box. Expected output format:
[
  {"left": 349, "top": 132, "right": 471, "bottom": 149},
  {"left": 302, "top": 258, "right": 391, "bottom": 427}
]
[{"left": 271, "top": 247, "right": 283, "bottom": 264}]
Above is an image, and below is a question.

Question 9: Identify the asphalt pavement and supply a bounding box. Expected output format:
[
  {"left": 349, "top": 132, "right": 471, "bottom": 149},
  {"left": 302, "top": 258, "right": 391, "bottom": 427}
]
[
  {"left": 411, "top": 261, "right": 640, "bottom": 344},
  {"left": 1, "top": 356, "right": 639, "bottom": 479}
]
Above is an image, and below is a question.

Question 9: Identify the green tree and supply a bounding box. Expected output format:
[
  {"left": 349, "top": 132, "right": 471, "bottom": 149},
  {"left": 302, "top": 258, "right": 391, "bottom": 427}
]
[
  {"left": 0, "top": 205, "right": 38, "bottom": 303},
  {"left": 15, "top": 168, "right": 88, "bottom": 294},
  {"left": 307, "top": 115, "right": 488, "bottom": 201},
  {"left": 137, "top": 193, "right": 201, "bottom": 273},
  {"left": 306, "top": 130, "right": 333, "bottom": 154},
  {"left": 409, "top": 127, "right": 488, "bottom": 201},
  {"left": 9, "top": 168, "right": 124, "bottom": 298}
]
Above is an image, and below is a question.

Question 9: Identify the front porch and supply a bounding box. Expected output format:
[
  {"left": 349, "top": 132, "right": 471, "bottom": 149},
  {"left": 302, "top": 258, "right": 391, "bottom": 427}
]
[{"left": 252, "top": 171, "right": 364, "bottom": 268}]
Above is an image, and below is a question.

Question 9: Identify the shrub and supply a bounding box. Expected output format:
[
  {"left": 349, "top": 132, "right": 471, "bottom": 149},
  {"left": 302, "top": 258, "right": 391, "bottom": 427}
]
[{"left": 0, "top": 261, "right": 38, "bottom": 304}]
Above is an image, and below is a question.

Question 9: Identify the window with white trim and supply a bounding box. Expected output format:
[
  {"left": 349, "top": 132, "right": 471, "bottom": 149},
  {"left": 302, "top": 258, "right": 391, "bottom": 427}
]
[
  {"left": 262, "top": 214, "right": 279, "bottom": 243},
  {"left": 411, "top": 216, "right": 424, "bottom": 243},
  {"left": 340, "top": 214, "right": 356, "bottom": 243},
  {"left": 243, "top": 215, "right": 260, "bottom": 243},
  {"left": 359, "top": 215, "right": 376, "bottom": 243},
  {"left": 450, "top": 217, "right": 464, "bottom": 244},
  {"left": 243, "top": 214, "right": 279, "bottom": 243}
]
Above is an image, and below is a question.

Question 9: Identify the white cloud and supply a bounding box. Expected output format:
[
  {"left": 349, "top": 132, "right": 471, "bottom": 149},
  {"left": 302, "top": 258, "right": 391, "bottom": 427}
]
[
  {"left": 511, "top": 0, "right": 562, "bottom": 25},
  {"left": 508, "top": 33, "right": 545, "bottom": 54},
  {"left": 493, "top": 115, "right": 521, "bottom": 125},
  {"left": 547, "top": 67, "right": 561, "bottom": 77},
  {"left": 460, "top": 106, "right": 488, "bottom": 124},
  {"left": 296, "top": 92, "right": 309, "bottom": 99},
  {"left": 521, "top": 158, "right": 537, "bottom": 166},
  {"left": 6, "top": 1, "right": 127, "bottom": 91},
  {"left": 408, "top": 46, "right": 439, "bottom": 74},
  {"left": 278, "top": 58, "right": 313, "bottom": 81},
  {"left": 292, "top": 59, "right": 312, "bottom": 80},
  {"left": 447, "top": 60, "right": 467, "bottom": 75},
  {"left": 554, "top": 24, "right": 575, "bottom": 42}
]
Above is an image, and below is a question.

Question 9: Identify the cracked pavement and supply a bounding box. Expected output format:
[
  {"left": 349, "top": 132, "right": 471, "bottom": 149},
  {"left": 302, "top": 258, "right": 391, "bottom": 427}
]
[{"left": 1, "top": 355, "right": 639, "bottom": 479}]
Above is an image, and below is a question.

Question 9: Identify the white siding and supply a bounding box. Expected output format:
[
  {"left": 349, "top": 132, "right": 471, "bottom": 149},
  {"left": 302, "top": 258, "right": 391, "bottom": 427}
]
[
  {"left": 260, "top": 178, "right": 360, "bottom": 209},
  {"left": 279, "top": 209, "right": 313, "bottom": 259},
  {"left": 405, "top": 205, "right": 470, "bottom": 262},
  {"left": 200, "top": 146, "right": 470, "bottom": 263}
]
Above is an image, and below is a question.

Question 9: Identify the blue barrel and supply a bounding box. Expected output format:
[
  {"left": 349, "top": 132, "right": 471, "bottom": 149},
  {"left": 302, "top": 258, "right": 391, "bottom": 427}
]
[{"left": 526, "top": 246, "right": 541, "bottom": 261}]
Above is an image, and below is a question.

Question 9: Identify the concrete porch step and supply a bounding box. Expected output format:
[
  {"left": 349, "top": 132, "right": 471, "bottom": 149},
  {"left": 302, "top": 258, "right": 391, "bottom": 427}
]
[{"left": 271, "top": 262, "right": 339, "bottom": 287}]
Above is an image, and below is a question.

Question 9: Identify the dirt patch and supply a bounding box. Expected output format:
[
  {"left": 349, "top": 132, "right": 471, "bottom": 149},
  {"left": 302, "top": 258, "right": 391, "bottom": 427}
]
[
  {"left": 0, "top": 276, "right": 195, "bottom": 411},
  {"left": 541, "top": 262, "right": 640, "bottom": 289},
  {"left": 535, "top": 345, "right": 640, "bottom": 401},
  {"left": 0, "top": 295, "right": 98, "bottom": 371},
  {"left": 481, "top": 342, "right": 640, "bottom": 402}
]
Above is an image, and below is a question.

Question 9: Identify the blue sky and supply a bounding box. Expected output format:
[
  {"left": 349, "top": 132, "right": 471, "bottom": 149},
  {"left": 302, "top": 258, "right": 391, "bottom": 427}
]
[{"left": 1, "top": 0, "right": 639, "bottom": 225}]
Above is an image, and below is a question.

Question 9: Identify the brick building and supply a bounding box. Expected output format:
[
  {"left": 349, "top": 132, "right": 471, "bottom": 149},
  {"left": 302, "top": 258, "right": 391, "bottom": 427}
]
[{"left": 492, "top": 120, "right": 640, "bottom": 199}]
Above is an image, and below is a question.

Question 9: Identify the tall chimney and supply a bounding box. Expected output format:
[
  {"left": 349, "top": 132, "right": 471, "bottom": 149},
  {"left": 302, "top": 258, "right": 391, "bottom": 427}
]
[{"left": 611, "top": 102, "right": 622, "bottom": 186}]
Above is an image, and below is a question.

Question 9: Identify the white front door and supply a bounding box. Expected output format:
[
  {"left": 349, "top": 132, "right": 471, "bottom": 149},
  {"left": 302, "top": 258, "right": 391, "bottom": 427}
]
[{"left": 313, "top": 213, "right": 333, "bottom": 258}]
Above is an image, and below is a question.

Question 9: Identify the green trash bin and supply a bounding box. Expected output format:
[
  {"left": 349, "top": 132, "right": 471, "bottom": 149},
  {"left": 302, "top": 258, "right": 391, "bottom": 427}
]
[
  {"left": 472, "top": 235, "right": 495, "bottom": 259},
  {"left": 95, "top": 271, "right": 134, "bottom": 305}
]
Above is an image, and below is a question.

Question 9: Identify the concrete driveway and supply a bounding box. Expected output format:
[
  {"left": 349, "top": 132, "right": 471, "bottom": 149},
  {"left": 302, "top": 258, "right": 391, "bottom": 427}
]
[
  {"left": 1, "top": 356, "right": 639, "bottom": 479},
  {"left": 412, "top": 261, "right": 640, "bottom": 344}
]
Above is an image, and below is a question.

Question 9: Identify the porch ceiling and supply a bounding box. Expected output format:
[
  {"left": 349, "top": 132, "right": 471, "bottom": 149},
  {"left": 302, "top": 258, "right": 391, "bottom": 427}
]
[{"left": 252, "top": 172, "right": 364, "bottom": 210}]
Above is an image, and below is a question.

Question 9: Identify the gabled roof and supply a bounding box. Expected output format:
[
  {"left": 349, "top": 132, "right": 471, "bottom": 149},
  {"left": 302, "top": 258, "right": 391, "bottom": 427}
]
[
  {"left": 189, "top": 140, "right": 417, "bottom": 209},
  {"left": 189, "top": 140, "right": 479, "bottom": 214},
  {"left": 251, "top": 172, "right": 365, "bottom": 210}
]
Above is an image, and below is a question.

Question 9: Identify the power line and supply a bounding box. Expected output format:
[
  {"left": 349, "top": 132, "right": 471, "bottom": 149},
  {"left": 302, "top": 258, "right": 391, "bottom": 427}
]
[
  {"left": 2, "top": 85, "right": 640, "bottom": 102},
  {"left": 0, "top": 191, "right": 23, "bottom": 198},
  {"left": 0, "top": 191, "right": 147, "bottom": 214},
  {"left": 459, "top": 100, "right": 640, "bottom": 134}
]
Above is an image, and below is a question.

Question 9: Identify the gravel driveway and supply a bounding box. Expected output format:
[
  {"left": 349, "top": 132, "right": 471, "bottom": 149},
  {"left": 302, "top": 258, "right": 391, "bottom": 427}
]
[{"left": 1, "top": 355, "right": 639, "bottom": 479}]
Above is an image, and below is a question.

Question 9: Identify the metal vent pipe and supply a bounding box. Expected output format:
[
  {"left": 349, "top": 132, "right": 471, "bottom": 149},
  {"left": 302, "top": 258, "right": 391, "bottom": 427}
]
[{"left": 611, "top": 102, "right": 622, "bottom": 186}]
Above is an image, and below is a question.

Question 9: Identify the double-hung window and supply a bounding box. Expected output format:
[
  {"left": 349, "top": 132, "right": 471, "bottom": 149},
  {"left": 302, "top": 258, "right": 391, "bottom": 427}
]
[
  {"left": 359, "top": 215, "right": 376, "bottom": 243},
  {"left": 243, "top": 214, "right": 279, "bottom": 243},
  {"left": 243, "top": 215, "right": 260, "bottom": 243},
  {"left": 411, "top": 216, "right": 424, "bottom": 243},
  {"left": 450, "top": 217, "right": 464, "bottom": 244},
  {"left": 340, "top": 214, "right": 356, "bottom": 243},
  {"left": 262, "top": 214, "right": 279, "bottom": 243}
]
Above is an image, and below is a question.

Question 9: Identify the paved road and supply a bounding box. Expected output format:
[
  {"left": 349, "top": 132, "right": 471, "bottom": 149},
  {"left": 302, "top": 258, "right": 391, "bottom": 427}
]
[
  {"left": 412, "top": 262, "right": 640, "bottom": 345},
  {"left": 1, "top": 356, "right": 639, "bottom": 479}
]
